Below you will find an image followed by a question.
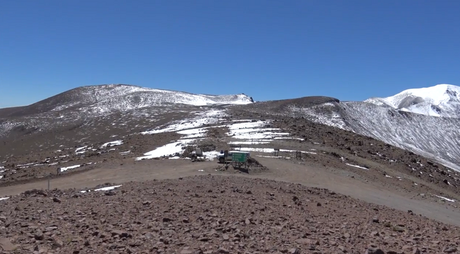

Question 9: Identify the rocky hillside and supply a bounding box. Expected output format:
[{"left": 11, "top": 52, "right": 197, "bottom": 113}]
[
  {"left": 0, "top": 84, "right": 253, "bottom": 143},
  {"left": 240, "top": 92, "right": 460, "bottom": 172},
  {"left": 0, "top": 84, "right": 254, "bottom": 118},
  {"left": 1, "top": 175, "right": 458, "bottom": 254}
]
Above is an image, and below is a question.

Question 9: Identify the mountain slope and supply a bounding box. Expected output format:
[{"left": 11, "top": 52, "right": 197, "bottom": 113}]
[
  {"left": 0, "top": 84, "right": 254, "bottom": 118},
  {"left": 339, "top": 101, "right": 460, "bottom": 171},
  {"left": 366, "top": 84, "right": 460, "bottom": 118},
  {"left": 1, "top": 82, "right": 459, "bottom": 175},
  {"left": 272, "top": 97, "right": 460, "bottom": 172},
  {"left": 0, "top": 84, "right": 254, "bottom": 141}
]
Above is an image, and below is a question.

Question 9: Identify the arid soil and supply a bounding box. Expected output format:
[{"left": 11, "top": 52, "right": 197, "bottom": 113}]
[
  {"left": 1, "top": 175, "right": 459, "bottom": 254},
  {"left": 1, "top": 97, "right": 460, "bottom": 253}
]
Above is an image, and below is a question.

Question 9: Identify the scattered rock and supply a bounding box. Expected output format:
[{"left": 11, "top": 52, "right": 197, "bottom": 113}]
[
  {"left": 0, "top": 175, "right": 458, "bottom": 253},
  {"left": 288, "top": 248, "right": 300, "bottom": 254},
  {"left": 218, "top": 248, "right": 230, "bottom": 253},
  {"left": 34, "top": 230, "right": 44, "bottom": 240},
  {"left": 444, "top": 247, "right": 458, "bottom": 253},
  {"left": 366, "top": 245, "right": 384, "bottom": 254},
  {"left": 0, "top": 238, "right": 18, "bottom": 251}
]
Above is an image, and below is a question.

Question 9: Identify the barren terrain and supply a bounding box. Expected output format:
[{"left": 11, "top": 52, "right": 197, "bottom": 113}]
[{"left": 1, "top": 87, "right": 460, "bottom": 253}]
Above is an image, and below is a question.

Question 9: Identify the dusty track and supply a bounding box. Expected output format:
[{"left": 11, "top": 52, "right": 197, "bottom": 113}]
[{"left": 1, "top": 155, "right": 459, "bottom": 228}]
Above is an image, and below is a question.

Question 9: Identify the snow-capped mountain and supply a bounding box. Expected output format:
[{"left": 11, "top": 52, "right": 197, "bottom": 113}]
[
  {"left": 0, "top": 84, "right": 254, "bottom": 140},
  {"left": 1, "top": 82, "right": 459, "bottom": 176},
  {"left": 276, "top": 90, "right": 460, "bottom": 172},
  {"left": 337, "top": 102, "right": 460, "bottom": 171},
  {"left": 365, "top": 84, "right": 460, "bottom": 118},
  {"left": 0, "top": 84, "right": 254, "bottom": 118}
]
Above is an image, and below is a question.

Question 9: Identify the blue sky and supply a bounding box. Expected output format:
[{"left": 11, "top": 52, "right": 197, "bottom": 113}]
[{"left": 1, "top": 0, "right": 460, "bottom": 107}]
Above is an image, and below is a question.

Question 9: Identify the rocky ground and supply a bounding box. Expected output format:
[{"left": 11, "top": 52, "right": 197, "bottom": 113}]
[
  {"left": 2, "top": 107, "right": 460, "bottom": 201},
  {"left": 0, "top": 114, "right": 185, "bottom": 185},
  {"left": 1, "top": 96, "right": 460, "bottom": 254},
  {"left": 1, "top": 175, "right": 459, "bottom": 254},
  {"left": 228, "top": 107, "right": 460, "bottom": 198}
]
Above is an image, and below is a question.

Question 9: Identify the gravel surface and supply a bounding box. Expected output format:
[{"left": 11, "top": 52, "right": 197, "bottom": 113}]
[
  {"left": 2, "top": 93, "right": 460, "bottom": 254},
  {"left": 1, "top": 175, "right": 459, "bottom": 254}
]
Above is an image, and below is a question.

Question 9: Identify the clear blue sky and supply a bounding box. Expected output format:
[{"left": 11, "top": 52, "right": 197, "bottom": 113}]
[{"left": 1, "top": 0, "right": 460, "bottom": 107}]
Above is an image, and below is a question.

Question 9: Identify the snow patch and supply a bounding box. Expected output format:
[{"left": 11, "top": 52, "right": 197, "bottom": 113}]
[
  {"left": 100, "top": 140, "right": 123, "bottom": 149},
  {"left": 274, "top": 137, "right": 305, "bottom": 141},
  {"left": 346, "top": 163, "right": 369, "bottom": 170},
  {"left": 237, "top": 147, "right": 317, "bottom": 155},
  {"left": 227, "top": 120, "right": 290, "bottom": 140},
  {"left": 256, "top": 155, "right": 281, "bottom": 159},
  {"left": 75, "top": 146, "right": 87, "bottom": 154},
  {"left": 95, "top": 185, "right": 122, "bottom": 192},
  {"left": 81, "top": 185, "right": 122, "bottom": 193},
  {"left": 434, "top": 195, "right": 455, "bottom": 203},
  {"left": 228, "top": 141, "right": 271, "bottom": 145},
  {"left": 59, "top": 164, "right": 81, "bottom": 172},
  {"left": 203, "top": 151, "right": 222, "bottom": 161},
  {"left": 142, "top": 109, "right": 227, "bottom": 134},
  {"left": 119, "top": 150, "right": 131, "bottom": 155},
  {"left": 136, "top": 140, "right": 195, "bottom": 160},
  {"left": 177, "top": 128, "right": 207, "bottom": 138},
  {"left": 137, "top": 109, "right": 228, "bottom": 160}
]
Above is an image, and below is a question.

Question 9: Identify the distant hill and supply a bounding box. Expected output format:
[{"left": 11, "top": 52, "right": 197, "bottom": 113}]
[
  {"left": 365, "top": 84, "right": 460, "bottom": 118},
  {"left": 0, "top": 84, "right": 254, "bottom": 118},
  {"left": 247, "top": 84, "right": 460, "bottom": 171}
]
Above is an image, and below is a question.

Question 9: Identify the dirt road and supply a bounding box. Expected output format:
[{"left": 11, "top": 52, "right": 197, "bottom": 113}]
[{"left": 1, "top": 156, "right": 459, "bottom": 227}]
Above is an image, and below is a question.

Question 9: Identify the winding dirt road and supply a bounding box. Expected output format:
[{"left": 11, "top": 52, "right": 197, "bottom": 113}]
[{"left": 1, "top": 156, "right": 459, "bottom": 227}]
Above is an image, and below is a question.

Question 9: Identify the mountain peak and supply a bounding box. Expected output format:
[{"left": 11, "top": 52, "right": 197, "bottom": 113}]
[
  {"left": 0, "top": 84, "right": 254, "bottom": 118},
  {"left": 365, "top": 84, "right": 460, "bottom": 118}
]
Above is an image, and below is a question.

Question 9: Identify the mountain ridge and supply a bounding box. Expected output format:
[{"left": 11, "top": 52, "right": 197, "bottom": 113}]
[
  {"left": 365, "top": 84, "right": 460, "bottom": 118},
  {"left": 1, "top": 83, "right": 459, "bottom": 174},
  {"left": 269, "top": 97, "right": 460, "bottom": 172},
  {"left": 0, "top": 84, "right": 254, "bottom": 118}
]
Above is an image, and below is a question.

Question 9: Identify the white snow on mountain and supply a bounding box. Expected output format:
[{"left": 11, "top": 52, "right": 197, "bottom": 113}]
[
  {"left": 52, "top": 84, "right": 254, "bottom": 114},
  {"left": 290, "top": 98, "right": 460, "bottom": 172},
  {"left": 342, "top": 101, "right": 460, "bottom": 171},
  {"left": 80, "top": 185, "right": 122, "bottom": 193},
  {"left": 59, "top": 164, "right": 82, "bottom": 172},
  {"left": 278, "top": 84, "right": 460, "bottom": 172},
  {"left": 137, "top": 113, "right": 302, "bottom": 160},
  {"left": 0, "top": 84, "right": 254, "bottom": 138},
  {"left": 100, "top": 140, "right": 123, "bottom": 149},
  {"left": 141, "top": 109, "right": 227, "bottom": 135},
  {"left": 366, "top": 84, "right": 460, "bottom": 118}
]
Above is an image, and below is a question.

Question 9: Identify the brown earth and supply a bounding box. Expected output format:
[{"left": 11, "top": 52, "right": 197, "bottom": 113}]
[
  {"left": 1, "top": 154, "right": 460, "bottom": 253},
  {"left": 1, "top": 97, "right": 460, "bottom": 253},
  {"left": 1, "top": 172, "right": 460, "bottom": 254}
]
